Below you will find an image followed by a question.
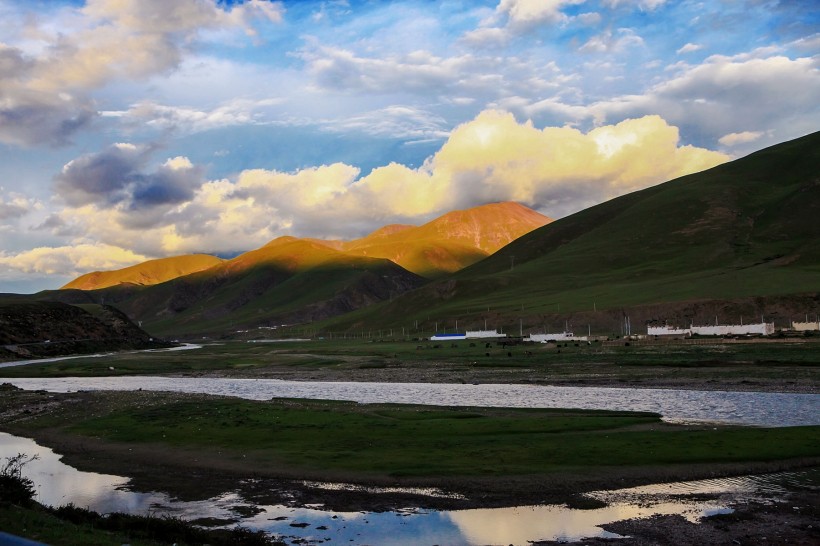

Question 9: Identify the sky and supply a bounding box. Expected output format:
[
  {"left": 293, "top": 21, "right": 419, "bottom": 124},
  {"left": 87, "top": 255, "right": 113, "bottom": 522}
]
[{"left": 0, "top": 0, "right": 817, "bottom": 293}]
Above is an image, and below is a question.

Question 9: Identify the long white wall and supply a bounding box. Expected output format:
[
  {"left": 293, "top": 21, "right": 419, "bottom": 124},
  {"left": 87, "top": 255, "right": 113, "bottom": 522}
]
[
  {"left": 647, "top": 326, "right": 691, "bottom": 336},
  {"left": 792, "top": 321, "right": 820, "bottom": 332},
  {"left": 527, "top": 332, "right": 587, "bottom": 342},
  {"left": 648, "top": 323, "right": 774, "bottom": 336},
  {"left": 465, "top": 330, "right": 506, "bottom": 339}
]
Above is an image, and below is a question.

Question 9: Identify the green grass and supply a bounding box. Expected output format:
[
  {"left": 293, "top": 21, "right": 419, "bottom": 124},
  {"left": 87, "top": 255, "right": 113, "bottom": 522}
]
[
  {"left": 0, "top": 502, "right": 280, "bottom": 546},
  {"left": 323, "top": 131, "right": 820, "bottom": 331},
  {"left": 0, "top": 503, "right": 167, "bottom": 546},
  {"left": 1, "top": 339, "right": 819, "bottom": 393},
  {"left": 29, "top": 396, "right": 820, "bottom": 479}
]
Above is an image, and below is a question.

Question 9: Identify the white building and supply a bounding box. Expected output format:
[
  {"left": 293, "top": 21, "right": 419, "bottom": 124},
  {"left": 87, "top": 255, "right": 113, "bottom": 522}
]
[
  {"left": 527, "top": 332, "right": 587, "bottom": 343},
  {"left": 648, "top": 322, "right": 774, "bottom": 337},
  {"left": 647, "top": 325, "right": 691, "bottom": 337},
  {"left": 465, "top": 330, "right": 506, "bottom": 339},
  {"left": 791, "top": 321, "right": 820, "bottom": 332},
  {"left": 430, "top": 333, "right": 466, "bottom": 341}
]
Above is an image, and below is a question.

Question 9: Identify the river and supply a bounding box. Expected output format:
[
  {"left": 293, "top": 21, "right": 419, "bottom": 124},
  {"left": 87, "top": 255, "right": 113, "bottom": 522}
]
[{"left": 6, "top": 376, "right": 820, "bottom": 426}]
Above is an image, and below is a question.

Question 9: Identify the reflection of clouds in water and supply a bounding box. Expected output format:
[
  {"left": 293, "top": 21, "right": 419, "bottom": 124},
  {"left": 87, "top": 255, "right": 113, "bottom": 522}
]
[
  {"left": 243, "top": 506, "right": 467, "bottom": 545},
  {"left": 0, "top": 431, "right": 781, "bottom": 545},
  {"left": 0, "top": 432, "right": 234, "bottom": 520},
  {"left": 446, "top": 502, "right": 726, "bottom": 544}
]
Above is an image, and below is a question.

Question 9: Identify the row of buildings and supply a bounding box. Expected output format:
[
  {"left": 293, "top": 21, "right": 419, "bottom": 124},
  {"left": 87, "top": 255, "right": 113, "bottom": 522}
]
[{"left": 428, "top": 318, "right": 820, "bottom": 343}]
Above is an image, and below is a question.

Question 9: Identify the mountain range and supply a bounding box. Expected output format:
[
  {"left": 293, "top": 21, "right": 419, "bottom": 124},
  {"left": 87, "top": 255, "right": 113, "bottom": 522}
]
[
  {"left": 49, "top": 202, "right": 550, "bottom": 336},
  {"left": 8, "top": 131, "right": 819, "bottom": 339},
  {"left": 333, "top": 130, "right": 820, "bottom": 333}
]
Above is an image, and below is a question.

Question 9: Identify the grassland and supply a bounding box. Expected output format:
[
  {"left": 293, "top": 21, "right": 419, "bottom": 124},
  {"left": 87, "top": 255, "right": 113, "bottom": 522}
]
[
  {"left": 1, "top": 338, "right": 818, "bottom": 393},
  {"left": 2, "top": 389, "right": 818, "bottom": 509}
]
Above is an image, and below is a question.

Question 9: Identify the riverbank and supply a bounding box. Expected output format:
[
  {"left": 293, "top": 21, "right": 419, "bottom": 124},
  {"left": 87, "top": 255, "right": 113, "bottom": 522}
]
[
  {"left": 534, "top": 489, "right": 820, "bottom": 545},
  {"left": 1, "top": 387, "right": 818, "bottom": 512},
  {"left": 1, "top": 339, "right": 817, "bottom": 394}
]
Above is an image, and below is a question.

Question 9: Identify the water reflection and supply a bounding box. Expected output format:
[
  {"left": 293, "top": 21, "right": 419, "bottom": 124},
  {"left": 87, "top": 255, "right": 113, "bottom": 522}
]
[
  {"left": 7, "top": 376, "right": 820, "bottom": 426},
  {"left": 0, "top": 344, "right": 202, "bottom": 369},
  {"left": 1, "top": 431, "right": 801, "bottom": 546}
]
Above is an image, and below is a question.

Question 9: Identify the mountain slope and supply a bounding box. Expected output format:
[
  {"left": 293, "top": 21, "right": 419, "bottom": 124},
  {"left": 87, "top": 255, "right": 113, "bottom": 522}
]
[
  {"left": 62, "top": 254, "right": 224, "bottom": 290},
  {"left": 343, "top": 202, "right": 551, "bottom": 277},
  {"left": 49, "top": 237, "right": 425, "bottom": 337},
  {"left": 0, "top": 301, "right": 166, "bottom": 361},
  {"left": 333, "top": 131, "right": 820, "bottom": 331},
  {"left": 60, "top": 202, "right": 551, "bottom": 292}
]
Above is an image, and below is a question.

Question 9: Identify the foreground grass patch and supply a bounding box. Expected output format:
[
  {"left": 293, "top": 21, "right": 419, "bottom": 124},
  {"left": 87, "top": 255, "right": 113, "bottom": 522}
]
[{"left": 35, "top": 395, "right": 820, "bottom": 479}]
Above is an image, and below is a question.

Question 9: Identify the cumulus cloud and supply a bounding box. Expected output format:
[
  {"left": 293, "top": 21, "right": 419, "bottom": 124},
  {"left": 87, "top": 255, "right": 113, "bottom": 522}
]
[
  {"left": 0, "top": 244, "right": 149, "bottom": 277},
  {"left": 50, "top": 111, "right": 727, "bottom": 256},
  {"left": 677, "top": 43, "right": 703, "bottom": 55},
  {"left": 496, "top": 0, "right": 586, "bottom": 28},
  {"left": 516, "top": 54, "right": 819, "bottom": 151},
  {"left": 462, "top": 0, "right": 585, "bottom": 45},
  {"left": 718, "top": 131, "right": 765, "bottom": 147},
  {"left": 54, "top": 143, "right": 204, "bottom": 212},
  {"left": 0, "top": 194, "right": 34, "bottom": 221},
  {"left": 579, "top": 28, "right": 644, "bottom": 53},
  {"left": 0, "top": 0, "right": 284, "bottom": 146}
]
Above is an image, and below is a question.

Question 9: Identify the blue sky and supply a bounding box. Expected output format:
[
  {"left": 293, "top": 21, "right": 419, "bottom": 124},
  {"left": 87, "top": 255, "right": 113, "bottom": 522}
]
[{"left": 0, "top": 0, "right": 818, "bottom": 292}]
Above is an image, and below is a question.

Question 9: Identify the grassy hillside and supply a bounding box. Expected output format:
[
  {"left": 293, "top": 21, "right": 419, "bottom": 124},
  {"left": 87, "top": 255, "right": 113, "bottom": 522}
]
[
  {"left": 328, "top": 131, "right": 820, "bottom": 332},
  {"left": 0, "top": 301, "right": 167, "bottom": 361},
  {"left": 43, "top": 203, "right": 548, "bottom": 336},
  {"left": 342, "top": 201, "right": 551, "bottom": 277},
  {"left": 61, "top": 254, "right": 224, "bottom": 290},
  {"left": 51, "top": 239, "right": 427, "bottom": 337}
]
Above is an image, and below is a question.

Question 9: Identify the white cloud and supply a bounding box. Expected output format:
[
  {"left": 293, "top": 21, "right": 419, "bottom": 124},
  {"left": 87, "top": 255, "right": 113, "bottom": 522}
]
[
  {"left": 0, "top": 244, "right": 149, "bottom": 277},
  {"left": 317, "top": 106, "right": 450, "bottom": 141},
  {"left": 579, "top": 28, "right": 644, "bottom": 54},
  {"left": 49, "top": 111, "right": 727, "bottom": 256},
  {"left": 0, "top": 0, "right": 284, "bottom": 146},
  {"left": 603, "top": 0, "right": 667, "bottom": 10},
  {"left": 677, "top": 43, "right": 703, "bottom": 55},
  {"left": 0, "top": 192, "right": 37, "bottom": 221},
  {"left": 496, "top": 0, "right": 586, "bottom": 28},
  {"left": 302, "top": 44, "right": 484, "bottom": 94},
  {"left": 718, "top": 131, "right": 765, "bottom": 147},
  {"left": 514, "top": 54, "right": 820, "bottom": 151},
  {"left": 462, "top": 0, "right": 586, "bottom": 45},
  {"left": 111, "top": 98, "right": 284, "bottom": 133}
]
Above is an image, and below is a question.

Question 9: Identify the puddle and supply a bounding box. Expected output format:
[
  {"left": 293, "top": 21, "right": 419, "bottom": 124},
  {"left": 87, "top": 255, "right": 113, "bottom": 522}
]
[{"left": 1, "top": 431, "right": 811, "bottom": 545}]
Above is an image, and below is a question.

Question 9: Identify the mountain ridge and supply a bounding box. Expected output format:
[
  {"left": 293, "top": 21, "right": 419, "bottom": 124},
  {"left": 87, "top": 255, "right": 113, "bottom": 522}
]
[
  {"left": 61, "top": 201, "right": 551, "bottom": 291},
  {"left": 326, "top": 130, "right": 820, "bottom": 333}
]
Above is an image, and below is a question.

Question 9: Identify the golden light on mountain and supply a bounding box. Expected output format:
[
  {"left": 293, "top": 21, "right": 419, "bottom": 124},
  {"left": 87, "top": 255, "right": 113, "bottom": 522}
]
[
  {"left": 61, "top": 202, "right": 551, "bottom": 290},
  {"left": 61, "top": 254, "right": 224, "bottom": 290}
]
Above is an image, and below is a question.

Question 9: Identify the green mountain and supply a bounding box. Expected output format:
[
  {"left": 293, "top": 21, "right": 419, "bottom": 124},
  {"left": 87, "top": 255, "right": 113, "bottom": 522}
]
[
  {"left": 0, "top": 301, "right": 166, "bottom": 361},
  {"left": 51, "top": 238, "right": 425, "bottom": 337},
  {"left": 45, "top": 202, "right": 548, "bottom": 337},
  {"left": 330, "top": 131, "right": 820, "bottom": 333},
  {"left": 61, "top": 202, "right": 550, "bottom": 291},
  {"left": 62, "top": 254, "right": 224, "bottom": 290}
]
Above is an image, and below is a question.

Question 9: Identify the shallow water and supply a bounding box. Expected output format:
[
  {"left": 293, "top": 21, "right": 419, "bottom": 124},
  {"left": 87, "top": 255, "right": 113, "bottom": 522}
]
[
  {"left": 0, "top": 343, "right": 203, "bottom": 369},
  {"left": 3, "top": 431, "right": 807, "bottom": 546},
  {"left": 7, "top": 376, "right": 820, "bottom": 426}
]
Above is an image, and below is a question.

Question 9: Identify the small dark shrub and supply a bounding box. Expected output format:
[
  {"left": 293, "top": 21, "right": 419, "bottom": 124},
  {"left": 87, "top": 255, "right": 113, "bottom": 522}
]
[{"left": 0, "top": 453, "right": 38, "bottom": 506}]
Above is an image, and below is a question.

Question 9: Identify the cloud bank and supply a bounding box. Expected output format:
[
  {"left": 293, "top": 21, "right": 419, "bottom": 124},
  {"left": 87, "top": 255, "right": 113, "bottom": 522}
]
[
  {"left": 9, "top": 111, "right": 728, "bottom": 277},
  {"left": 0, "top": 0, "right": 283, "bottom": 146}
]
